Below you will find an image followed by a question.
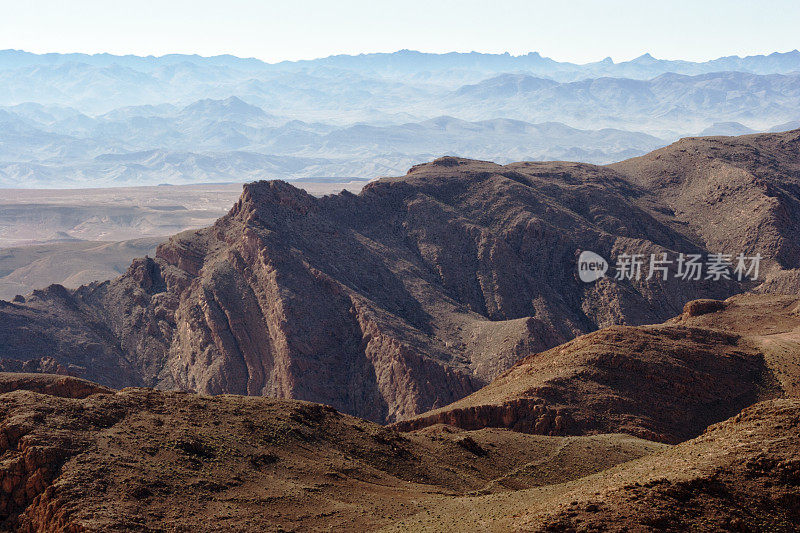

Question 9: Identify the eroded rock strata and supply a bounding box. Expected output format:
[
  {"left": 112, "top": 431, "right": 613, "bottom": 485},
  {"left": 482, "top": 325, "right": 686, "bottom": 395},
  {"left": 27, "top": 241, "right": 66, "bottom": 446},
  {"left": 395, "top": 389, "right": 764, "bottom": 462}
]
[{"left": 2, "top": 130, "right": 799, "bottom": 422}]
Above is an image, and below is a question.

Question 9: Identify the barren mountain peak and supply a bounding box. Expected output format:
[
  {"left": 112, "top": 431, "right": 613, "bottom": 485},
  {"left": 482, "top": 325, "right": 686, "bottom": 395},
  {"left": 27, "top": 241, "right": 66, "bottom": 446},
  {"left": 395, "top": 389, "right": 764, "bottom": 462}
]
[{"left": 2, "top": 131, "right": 800, "bottom": 427}]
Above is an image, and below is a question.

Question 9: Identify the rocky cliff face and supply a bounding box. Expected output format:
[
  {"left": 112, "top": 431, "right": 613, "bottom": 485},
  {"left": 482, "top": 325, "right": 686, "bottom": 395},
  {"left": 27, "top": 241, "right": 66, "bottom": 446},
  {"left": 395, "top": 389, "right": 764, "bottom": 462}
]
[
  {"left": 2, "top": 131, "right": 800, "bottom": 423},
  {"left": 611, "top": 129, "right": 800, "bottom": 275},
  {"left": 395, "top": 294, "right": 800, "bottom": 442}
]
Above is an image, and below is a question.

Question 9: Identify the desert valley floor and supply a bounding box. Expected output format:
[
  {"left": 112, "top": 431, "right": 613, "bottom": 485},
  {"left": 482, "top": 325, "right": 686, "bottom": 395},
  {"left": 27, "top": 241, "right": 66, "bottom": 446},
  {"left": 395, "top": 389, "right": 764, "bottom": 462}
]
[{"left": 0, "top": 180, "right": 367, "bottom": 299}]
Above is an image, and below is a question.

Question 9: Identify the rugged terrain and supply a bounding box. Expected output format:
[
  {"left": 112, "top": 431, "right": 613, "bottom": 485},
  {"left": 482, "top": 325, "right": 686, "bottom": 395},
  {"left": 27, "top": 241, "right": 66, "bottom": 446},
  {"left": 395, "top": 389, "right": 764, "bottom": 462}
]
[
  {"left": 395, "top": 293, "right": 800, "bottom": 442},
  {"left": 0, "top": 373, "right": 665, "bottom": 532},
  {"left": 0, "top": 158, "right": 727, "bottom": 422},
  {"left": 2, "top": 130, "right": 800, "bottom": 423},
  {"left": 0, "top": 373, "right": 797, "bottom": 532}
]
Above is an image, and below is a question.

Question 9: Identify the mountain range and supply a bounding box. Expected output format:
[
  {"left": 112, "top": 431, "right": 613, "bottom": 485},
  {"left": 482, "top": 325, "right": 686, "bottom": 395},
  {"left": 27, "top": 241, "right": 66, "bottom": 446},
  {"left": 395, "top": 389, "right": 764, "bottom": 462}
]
[
  {"left": 1, "top": 130, "right": 800, "bottom": 529},
  {"left": 3, "top": 48, "right": 800, "bottom": 85},
  {"left": 1, "top": 129, "right": 799, "bottom": 424},
  {"left": 1, "top": 50, "right": 800, "bottom": 187},
  {"left": 0, "top": 100, "right": 665, "bottom": 187}
]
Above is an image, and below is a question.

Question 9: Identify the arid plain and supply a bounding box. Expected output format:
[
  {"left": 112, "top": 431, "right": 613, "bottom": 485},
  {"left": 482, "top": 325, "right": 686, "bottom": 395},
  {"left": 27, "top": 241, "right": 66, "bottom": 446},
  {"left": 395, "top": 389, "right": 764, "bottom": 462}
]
[{"left": 0, "top": 181, "right": 367, "bottom": 299}]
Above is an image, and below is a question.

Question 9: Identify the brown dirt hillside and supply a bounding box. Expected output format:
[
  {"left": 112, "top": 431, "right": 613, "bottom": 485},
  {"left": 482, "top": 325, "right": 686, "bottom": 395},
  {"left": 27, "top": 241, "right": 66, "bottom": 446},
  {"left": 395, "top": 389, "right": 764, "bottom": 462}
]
[
  {"left": 395, "top": 293, "right": 800, "bottom": 443},
  {"left": 383, "top": 399, "right": 800, "bottom": 532},
  {"left": 530, "top": 399, "right": 800, "bottom": 532},
  {"left": 0, "top": 373, "right": 664, "bottom": 532}
]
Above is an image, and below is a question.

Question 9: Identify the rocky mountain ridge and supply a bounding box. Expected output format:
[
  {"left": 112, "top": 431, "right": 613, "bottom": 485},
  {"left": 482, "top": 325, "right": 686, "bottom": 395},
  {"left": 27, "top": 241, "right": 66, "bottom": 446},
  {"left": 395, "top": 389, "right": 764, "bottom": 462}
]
[
  {"left": 1, "top": 130, "right": 799, "bottom": 424},
  {"left": 394, "top": 293, "right": 800, "bottom": 442}
]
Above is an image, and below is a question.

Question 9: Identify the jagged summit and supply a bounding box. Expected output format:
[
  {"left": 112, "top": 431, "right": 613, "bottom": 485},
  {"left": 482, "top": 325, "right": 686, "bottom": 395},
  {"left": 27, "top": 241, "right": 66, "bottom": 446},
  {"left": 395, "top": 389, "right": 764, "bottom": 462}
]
[
  {"left": 630, "top": 52, "right": 657, "bottom": 63},
  {"left": 237, "top": 179, "right": 318, "bottom": 217},
  {"left": 2, "top": 130, "right": 800, "bottom": 424}
]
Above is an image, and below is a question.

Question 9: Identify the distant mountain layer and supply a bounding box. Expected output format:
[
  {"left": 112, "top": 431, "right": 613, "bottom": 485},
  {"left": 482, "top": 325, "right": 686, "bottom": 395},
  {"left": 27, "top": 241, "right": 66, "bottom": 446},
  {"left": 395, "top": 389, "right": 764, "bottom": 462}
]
[
  {"left": 0, "top": 100, "right": 666, "bottom": 186},
  {"left": 448, "top": 71, "right": 800, "bottom": 131},
  {"left": 3, "top": 48, "right": 800, "bottom": 82},
  {"left": 0, "top": 49, "right": 799, "bottom": 186},
  {"left": 0, "top": 56, "right": 798, "bottom": 129}
]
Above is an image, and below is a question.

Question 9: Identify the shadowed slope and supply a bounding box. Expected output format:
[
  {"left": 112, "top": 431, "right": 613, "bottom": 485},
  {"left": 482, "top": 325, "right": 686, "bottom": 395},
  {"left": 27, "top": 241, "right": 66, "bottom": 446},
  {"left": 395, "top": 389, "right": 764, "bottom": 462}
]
[{"left": 395, "top": 294, "right": 800, "bottom": 443}]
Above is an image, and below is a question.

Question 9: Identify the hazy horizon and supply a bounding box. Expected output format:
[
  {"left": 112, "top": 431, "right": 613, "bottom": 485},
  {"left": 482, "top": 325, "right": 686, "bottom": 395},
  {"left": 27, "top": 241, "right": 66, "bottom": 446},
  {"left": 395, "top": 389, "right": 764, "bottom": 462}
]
[
  {"left": 4, "top": 46, "right": 800, "bottom": 67},
  {"left": 2, "top": 45, "right": 799, "bottom": 188},
  {"left": 3, "top": 1, "right": 799, "bottom": 64},
  {"left": 2, "top": 2, "right": 799, "bottom": 188}
]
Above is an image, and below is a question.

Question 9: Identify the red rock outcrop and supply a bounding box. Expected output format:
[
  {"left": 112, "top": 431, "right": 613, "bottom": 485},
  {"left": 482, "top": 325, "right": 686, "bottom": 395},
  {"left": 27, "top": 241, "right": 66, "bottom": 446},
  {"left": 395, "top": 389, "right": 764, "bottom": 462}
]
[
  {"left": 682, "top": 298, "right": 727, "bottom": 316},
  {"left": 393, "top": 398, "right": 574, "bottom": 436},
  {"left": 0, "top": 373, "right": 112, "bottom": 398}
]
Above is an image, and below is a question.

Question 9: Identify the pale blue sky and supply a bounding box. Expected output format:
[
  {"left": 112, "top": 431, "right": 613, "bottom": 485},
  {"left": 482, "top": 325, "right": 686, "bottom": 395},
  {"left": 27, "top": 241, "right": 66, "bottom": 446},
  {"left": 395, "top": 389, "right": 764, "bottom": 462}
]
[{"left": 1, "top": 0, "right": 798, "bottom": 63}]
